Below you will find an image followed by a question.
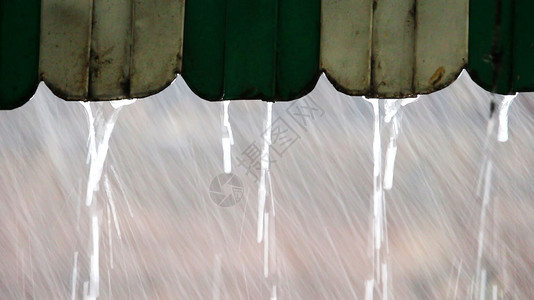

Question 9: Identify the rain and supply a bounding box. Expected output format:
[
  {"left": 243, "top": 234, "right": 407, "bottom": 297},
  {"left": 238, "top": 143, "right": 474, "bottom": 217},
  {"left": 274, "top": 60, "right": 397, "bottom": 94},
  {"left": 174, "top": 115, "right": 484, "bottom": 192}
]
[{"left": 1, "top": 71, "right": 534, "bottom": 299}]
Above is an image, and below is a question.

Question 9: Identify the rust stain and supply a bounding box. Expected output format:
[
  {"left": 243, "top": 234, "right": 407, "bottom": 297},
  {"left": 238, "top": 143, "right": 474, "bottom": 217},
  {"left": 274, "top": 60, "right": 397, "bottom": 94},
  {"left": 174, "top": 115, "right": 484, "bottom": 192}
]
[{"left": 429, "top": 66, "right": 445, "bottom": 86}]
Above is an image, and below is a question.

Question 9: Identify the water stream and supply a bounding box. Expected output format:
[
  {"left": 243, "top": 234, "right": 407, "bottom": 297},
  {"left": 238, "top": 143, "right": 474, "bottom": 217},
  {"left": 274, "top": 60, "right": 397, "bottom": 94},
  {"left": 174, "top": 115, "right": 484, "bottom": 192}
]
[
  {"left": 364, "top": 96, "right": 418, "bottom": 300},
  {"left": 77, "top": 100, "right": 135, "bottom": 299},
  {"left": 473, "top": 94, "right": 517, "bottom": 300}
]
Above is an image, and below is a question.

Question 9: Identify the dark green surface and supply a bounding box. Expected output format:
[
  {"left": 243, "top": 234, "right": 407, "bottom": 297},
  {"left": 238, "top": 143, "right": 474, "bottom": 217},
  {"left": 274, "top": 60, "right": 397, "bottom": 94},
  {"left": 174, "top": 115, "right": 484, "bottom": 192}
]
[
  {"left": 182, "top": 0, "right": 226, "bottom": 101},
  {"left": 512, "top": 0, "right": 534, "bottom": 92},
  {"left": 468, "top": 0, "right": 534, "bottom": 94},
  {"left": 224, "top": 0, "right": 277, "bottom": 99},
  {"left": 0, "top": 0, "right": 40, "bottom": 109},
  {"left": 276, "top": 0, "right": 320, "bottom": 100},
  {"left": 182, "top": 0, "right": 320, "bottom": 101}
]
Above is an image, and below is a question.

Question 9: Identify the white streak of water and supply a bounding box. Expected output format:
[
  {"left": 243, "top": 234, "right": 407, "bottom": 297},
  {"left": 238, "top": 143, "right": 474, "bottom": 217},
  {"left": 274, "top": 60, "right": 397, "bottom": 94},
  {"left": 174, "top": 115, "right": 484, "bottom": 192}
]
[
  {"left": 83, "top": 104, "right": 124, "bottom": 206},
  {"left": 264, "top": 212, "right": 269, "bottom": 278},
  {"left": 476, "top": 113, "right": 496, "bottom": 199},
  {"left": 479, "top": 269, "right": 487, "bottom": 300},
  {"left": 384, "top": 97, "right": 418, "bottom": 190},
  {"left": 363, "top": 95, "right": 417, "bottom": 300},
  {"left": 270, "top": 285, "right": 277, "bottom": 300},
  {"left": 257, "top": 102, "right": 273, "bottom": 243},
  {"left": 475, "top": 160, "right": 493, "bottom": 299},
  {"left": 71, "top": 252, "right": 79, "bottom": 300},
  {"left": 365, "top": 279, "right": 374, "bottom": 300},
  {"left": 79, "top": 100, "right": 135, "bottom": 299},
  {"left": 87, "top": 215, "right": 99, "bottom": 300},
  {"left": 383, "top": 100, "right": 401, "bottom": 190},
  {"left": 267, "top": 171, "right": 277, "bottom": 298},
  {"left": 106, "top": 204, "right": 113, "bottom": 270},
  {"left": 104, "top": 174, "right": 121, "bottom": 239},
  {"left": 221, "top": 101, "right": 234, "bottom": 173},
  {"left": 110, "top": 165, "right": 134, "bottom": 217},
  {"left": 497, "top": 94, "right": 517, "bottom": 143},
  {"left": 370, "top": 99, "right": 382, "bottom": 257}
]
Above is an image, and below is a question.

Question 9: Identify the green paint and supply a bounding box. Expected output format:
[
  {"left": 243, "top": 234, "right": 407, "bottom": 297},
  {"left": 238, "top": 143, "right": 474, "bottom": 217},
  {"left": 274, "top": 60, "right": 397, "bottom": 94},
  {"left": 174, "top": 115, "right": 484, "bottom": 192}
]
[
  {"left": 276, "top": 0, "right": 320, "bottom": 100},
  {"left": 468, "top": 0, "right": 534, "bottom": 95},
  {"left": 512, "top": 0, "right": 534, "bottom": 92},
  {"left": 224, "top": 0, "right": 277, "bottom": 99},
  {"left": 0, "top": 0, "right": 40, "bottom": 109},
  {"left": 182, "top": 0, "right": 320, "bottom": 101},
  {"left": 182, "top": 0, "right": 226, "bottom": 101}
]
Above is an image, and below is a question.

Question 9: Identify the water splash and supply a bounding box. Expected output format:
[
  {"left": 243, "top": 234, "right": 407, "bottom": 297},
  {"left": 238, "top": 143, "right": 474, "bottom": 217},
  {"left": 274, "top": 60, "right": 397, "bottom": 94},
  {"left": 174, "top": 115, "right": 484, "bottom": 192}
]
[
  {"left": 82, "top": 102, "right": 128, "bottom": 207},
  {"left": 497, "top": 94, "right": 517, "bottom": 143},
  {"left": 221, "top": 101, "right": 234, "bottom": 173},
  {"left": 78, "top": 100, "right": 135, "bottom": 299}
]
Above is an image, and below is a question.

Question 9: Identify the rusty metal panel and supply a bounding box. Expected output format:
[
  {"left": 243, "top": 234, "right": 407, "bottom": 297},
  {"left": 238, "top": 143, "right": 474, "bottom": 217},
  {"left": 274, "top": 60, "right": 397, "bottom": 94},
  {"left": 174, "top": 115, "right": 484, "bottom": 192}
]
[
  {"left": 321, "top": 0, "right": 468, "bottom": 98},
  {"left": 371, "top": 0, "right": 416, "bottom": 97},
  {"left": 40, "top": 0, "right": 92, "bottom": 100},
  {"left": 414, "top": 0, "right": 468, "bottom": 94},
  {"left": 130, "top": 0, "right": 184, "bottom": 98},
  {"left": 320, "top": 0, "right": 372, "bottom": 95},
  {"left": 89, "top": 0, "right": 132, "bottom": 99}
]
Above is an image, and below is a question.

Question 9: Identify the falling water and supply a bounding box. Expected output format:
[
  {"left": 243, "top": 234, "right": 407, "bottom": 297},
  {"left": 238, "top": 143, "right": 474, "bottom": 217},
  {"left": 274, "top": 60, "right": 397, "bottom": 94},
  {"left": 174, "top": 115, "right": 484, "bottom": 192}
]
[
  {"left": 473, "top": 94, "right": 516, "bottom": 299},
  {"left": 363, "top": 96, "right": 418, "bottom": 299},
  {"left": 78, "top": 100, "right": 135, "bottom": 299},
  {"left": 383, "top": 99, "right": 401, "bottom": 190},
  {"left": 497, "top": 94, "right": 517, "bottom": 143},
  {"left": 256, "top": 102, "right": 277, "bottom": 299},
  {"left": 384, "top": 97, "right": 419, "bottom": 190},
  {"left": 257, "top": 102, "right": 273, "bottom": 244},
  {"left": 364, "top": 97, "right": 388, "bottom": 300},
  {"left": 221, "top": 101, "right": 234, "bottom": 173},
  {"left": 71, "top": 252, "right": 79, "bottom": 300}
]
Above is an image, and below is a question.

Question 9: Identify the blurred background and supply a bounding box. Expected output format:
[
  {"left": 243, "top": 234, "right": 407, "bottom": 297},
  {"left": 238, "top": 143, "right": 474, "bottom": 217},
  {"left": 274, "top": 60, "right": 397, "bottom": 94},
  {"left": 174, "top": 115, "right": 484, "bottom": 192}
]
[{"left": 1, "top": 72, "right": 533, "bottom": 299}]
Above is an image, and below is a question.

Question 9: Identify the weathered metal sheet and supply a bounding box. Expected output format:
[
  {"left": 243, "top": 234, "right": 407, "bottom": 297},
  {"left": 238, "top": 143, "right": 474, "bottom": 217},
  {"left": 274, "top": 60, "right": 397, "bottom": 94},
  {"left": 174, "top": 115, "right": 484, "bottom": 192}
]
[
  {"left": 469, "top": 0, "right": 534, "bottom": 94},
  {"left": 321, "top": 0, "right": 372, "bottom": 95},
  {"left": 372, "top": 0, "right": 416, "bottom": 97},
  {"left": 41, "top": 0, "right": 184, "bottom": 101},
  {"left": 40, "top": 0, "right": 92, "bottom": 100},
  {"left": 322, "top": 0, "right": 468, "bottom": 98},
  {"left": 182, "top": 0, "right": 320, "bottom": 101},
  {"left": 89, "top": 0, "right": 132, "bottom": 99},
  {"left": 130, "top": 0, "right": 184, "bottom": 98},
  {"left": 414, "top": 0, "right": 468, "bottom": 94},
  {"left": 0, "top": 0, "right": 40, "bottom": 109},
  {"left": 10, "top": 0, "right": 534, "bottom": 106}
]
